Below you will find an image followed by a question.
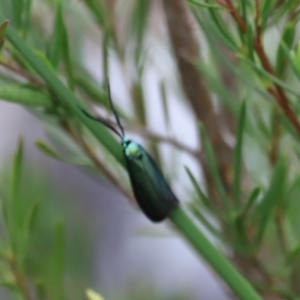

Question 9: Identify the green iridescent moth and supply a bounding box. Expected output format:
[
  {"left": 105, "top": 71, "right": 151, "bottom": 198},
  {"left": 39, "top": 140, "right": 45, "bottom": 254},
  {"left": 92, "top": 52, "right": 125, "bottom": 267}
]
[{"left": 80, "top": 82, "right": 179, "bottom": 222}]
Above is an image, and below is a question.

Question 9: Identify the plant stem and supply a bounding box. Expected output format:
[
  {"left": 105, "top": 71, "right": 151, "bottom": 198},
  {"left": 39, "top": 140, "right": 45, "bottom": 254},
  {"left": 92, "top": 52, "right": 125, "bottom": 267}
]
[{"left": 169, "top": 207, "right": 263, "bottom": 300}]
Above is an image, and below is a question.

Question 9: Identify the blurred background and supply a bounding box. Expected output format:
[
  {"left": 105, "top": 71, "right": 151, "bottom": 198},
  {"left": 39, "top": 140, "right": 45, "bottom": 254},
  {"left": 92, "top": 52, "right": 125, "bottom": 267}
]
[{"left": 0, "top": 0, "right": 300, "bottom": 300}]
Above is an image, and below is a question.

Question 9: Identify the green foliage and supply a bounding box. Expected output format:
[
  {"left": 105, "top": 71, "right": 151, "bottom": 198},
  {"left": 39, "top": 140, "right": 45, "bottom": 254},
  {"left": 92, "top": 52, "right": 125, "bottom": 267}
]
[
  {"left": 1, "top": 0, "right": 300, "bottom": 299},
  {"left": 0, "top": 140, "right": 94, "bottom": 300}
]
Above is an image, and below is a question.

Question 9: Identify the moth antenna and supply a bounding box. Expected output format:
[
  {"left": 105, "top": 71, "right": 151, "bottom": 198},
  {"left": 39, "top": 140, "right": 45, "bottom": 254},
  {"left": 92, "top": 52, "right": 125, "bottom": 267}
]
[
  {"left": 106, "top": 79, "right": 125, "bottom": 137},
  {"left": 79, "top": 107, "right": 123, "bottom": 139}
]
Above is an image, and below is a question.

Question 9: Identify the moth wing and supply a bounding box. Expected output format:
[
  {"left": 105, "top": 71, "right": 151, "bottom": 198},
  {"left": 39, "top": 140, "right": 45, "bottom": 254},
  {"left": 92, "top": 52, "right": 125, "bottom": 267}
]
[{"left": 125, "top": 146, "right": 178, "bottom": 222}]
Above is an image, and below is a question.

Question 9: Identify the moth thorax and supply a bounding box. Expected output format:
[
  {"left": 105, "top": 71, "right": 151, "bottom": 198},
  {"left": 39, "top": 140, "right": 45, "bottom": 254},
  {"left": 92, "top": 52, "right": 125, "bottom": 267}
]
[{"left": 125, "top": 142, "right": 142, "bottom": 159}]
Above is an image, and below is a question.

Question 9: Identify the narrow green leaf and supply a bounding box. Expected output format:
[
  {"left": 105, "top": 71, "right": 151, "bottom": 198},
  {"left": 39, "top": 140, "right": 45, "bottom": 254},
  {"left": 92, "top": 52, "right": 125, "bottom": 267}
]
[
  {"left": 290, "top": 40, "right": 300, "bottom": 79},
  {"left": 10, "top": 138, "right": 23, "bottom": 203},
  {"left": 194, "top": 62, "right": 238, "bottom": 114},
  {"left": 159, "top": 81, "right": 170, "bottom": 128},
  {"left": 3, "top": 22, "right": 123, "bottom": 165},
  {"left": 35, "top": 50, "right": 56, "bottom": 72},
  {"left": 12, "top": 0, "right": 24, "bottom": 29},
  {"left": 254, "top": 158, "right": 286, "bottom": 246},
  {"left": 261, "top": 0, "right": 274, "bottom": 27},
  {"left": 245, "top": 20, "right": 254, "bottom": 61},
  {"left": 189, "top": 203, "right": 221, "bottom": 238},
  {"left": 239, "top": 0, "right": 247, "bottom": 22},
  {"left": 197, "top": 20, "right": 273, "bottom": 102},
  {"left": 188, "top": 0, "right": 223, "bottom": 9},
  {"left": 285, "top": 241, "right": 300, "bottom": 266},
  {"left": 0, "top": 85, "right": 51, "bottom": 106},
  {"left": 238, "top": 54, "right": 299, "bottom": 97},
  {"left": 19, "top": 198, "right": 41, "bottom": 254},
  {"left": 200, "top": 1, "right": 239, "bottom": 51},
  {"left": 241, "top": 186, "right": 261, "bottom": 217},
  {"left": 35, "top": 138, "right": 91, "bottom": 166},
  {"left": 75, "top": 71, "right": 106, "bottom": 102},
  {"left": 24, "top": 198, "right": 40, "bottom": 234},
  {"left": 254, "top": 159, "right": 286, "bottom": 218},
  {"left": 199, "top": 124, "right": 228, "bottom": 205},
  {"left": 49, "top": 0, "right": 64, "bottom": 69},
  {"left": 102, "top": 32, "right": 109, "bottom": 80},
  {"left": 0, "top": 20, "right": 9, "bottom": 49},
  {"left": 23, "top": 0, "right": 32, "bottom": 36},
  {"left": 185, "top": 166, "right": 214, "bottom": 211},
  {"left": 232, "top": 213, "right": 250, "bottom": 255},
  {"left": 35, "top": 140, "right": 62, "bottom": 160},
  {"left": 275, "top": 21, "right": 295, "bottom": 76},
  {"left": 82, "top": 0, "right": 107, "bottom": 28},
  {"left": 233, "top": 101, "right": 246, "bottom": 207},
  {"left": 169, "top": 207, "right": 263, "bottom": 300},
  {"left": 49, "top": 0, "right": 74, "bottom": 89},
  {"left": 51, "top": 221, "right": 65, "bottom": 300},
  {"left": 61, "top": 18, "right": 74, "bottom": 90},
  {"left": 130, "top": 0, "right": 151, "bottom": 61}
]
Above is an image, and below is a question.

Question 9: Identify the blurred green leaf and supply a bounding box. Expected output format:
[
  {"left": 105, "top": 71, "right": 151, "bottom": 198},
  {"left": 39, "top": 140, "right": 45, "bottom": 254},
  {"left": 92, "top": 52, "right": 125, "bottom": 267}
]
[
  {"left": 238, "top": 54, "right": 299, "bottom": 98},
  {"left": 185, "top": 166, "right": 215, "bottom": 212},
  {"left": 130, "top": 0, "right": 151, "bottom": 62},
  {"left": 233, "top": 101, "right": 246, "bottom": 207},
  {"left": 35, "top": 138, "right": 92, "bottom": 166},
  {"left": 49, "top": 0, "right": 64, "bottom": 68},
  {"left": 254, "top": 158, "right": 287, "bottom": 246},
  {"left": 12, "top": 0, "right": 23, "bottom": 29},
  {"left": 240, "top": 186, "right": 261, "bottom": 218},
  {"left": 290, "top": 40, "right": 300, "bottom": 78},
  {"left": 285, "top": 241, "right": 300, "bottom": 266},
  {"left": 49, "top": 0, "right": 74, "bottom": 89},
  {"left": 82, "top": 0, "right": 107, "bottom": 28},
  {"left": 194, "top": 2, "right": 238, "bottom": 51},
  {"left": 0, "top": 85, "right": 51, "bottom": 106},
  {"left": 49, "top": 221, "right": 65, "bottom": 300},
  {"left": 188, "top": 0, "right": 223, "bottom": 9},
  {"left": 35, "top": 140, "right": 62, "bottom": 160},
  {"left": 23, "top": 0, "right": 32, "bottom": 36},
  {"left": 188, "top": 202, "right": 221, "bottom": 239},
  {"left": 275, "top": 21, "right": 295, "bottom": 76},
  {"left": 159, "top": 80, "right": 170, "bottom": 128},
  {"left": 10, "top": 138, "right": 23, "bottom": 206},
  {"left": 199, "top": 124, "right": 228, "bottom": 206},
  {"left": 4, "top": 23, "right": 123, "bottom": 164},
  {"left": 245, "top": 20, "right": 254, "bottom": 61},
  {"left": 24, "top": 198, "right": 40, "bottom": 235},
  {"left": 0, "top": 20, "right": 9, "bottom": 49}
]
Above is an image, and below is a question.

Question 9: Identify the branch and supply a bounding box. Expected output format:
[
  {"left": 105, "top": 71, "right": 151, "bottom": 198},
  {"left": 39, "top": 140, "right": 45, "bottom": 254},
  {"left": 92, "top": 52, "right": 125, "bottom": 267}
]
[
  {"left": 0, "top": 59, "right": 46, "bottom": 87},
  {"left": 162, "top": 0, "right": 233, "bottom": 201},
  {"left": 61, "top": 121, "right": 136, "bottom": 205},
  {"left": 217, "top": 0, "right": 300, "bottom": 137},
  {"left": 87, "top": 112, "right": 200, "bottom": 158},
  {"left": 8, "top": 254, "right": 32, "bottom": 300}
]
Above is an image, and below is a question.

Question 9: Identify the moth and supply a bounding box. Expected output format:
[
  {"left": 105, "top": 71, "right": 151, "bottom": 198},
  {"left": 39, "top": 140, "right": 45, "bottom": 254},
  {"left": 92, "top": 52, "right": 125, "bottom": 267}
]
[{"left": 81, "top": 82, "right": 179, "bottom": 222}]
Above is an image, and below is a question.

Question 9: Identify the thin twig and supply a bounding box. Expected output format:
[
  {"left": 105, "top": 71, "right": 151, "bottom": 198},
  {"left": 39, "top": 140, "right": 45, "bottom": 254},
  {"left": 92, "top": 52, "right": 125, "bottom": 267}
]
[
  {"left": 163, "top": 0, "right": 234, "bottom": 203},
  {"left": 275, "top": 212, "right": 287, "bottom": 256},
  {"left": 224, "top": 0, "right": 247, "bottom": 32},
  {"left": 0, "top": 60, "right": 46, "bottom": 87},
  {"left": 8, "top": 254, "right": 32, "bottom": 300},
  {"left": 269, "top": 111, "right": 281, "bottom": 164},
  {"left": 61, "top": 121, "right": 136, "bottom": 205},
  {"left": 216, "top": 0, "right": 300, "bottom": 137},
  {"left": 89, "top": 113, "right": 200, "bottom": 157}
]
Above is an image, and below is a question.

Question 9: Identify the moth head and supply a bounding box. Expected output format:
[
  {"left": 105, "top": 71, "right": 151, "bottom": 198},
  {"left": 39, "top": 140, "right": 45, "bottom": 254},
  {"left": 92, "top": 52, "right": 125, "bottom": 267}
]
[{"left": 123, "top": 137, "right": 142, "bottom": 159}]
